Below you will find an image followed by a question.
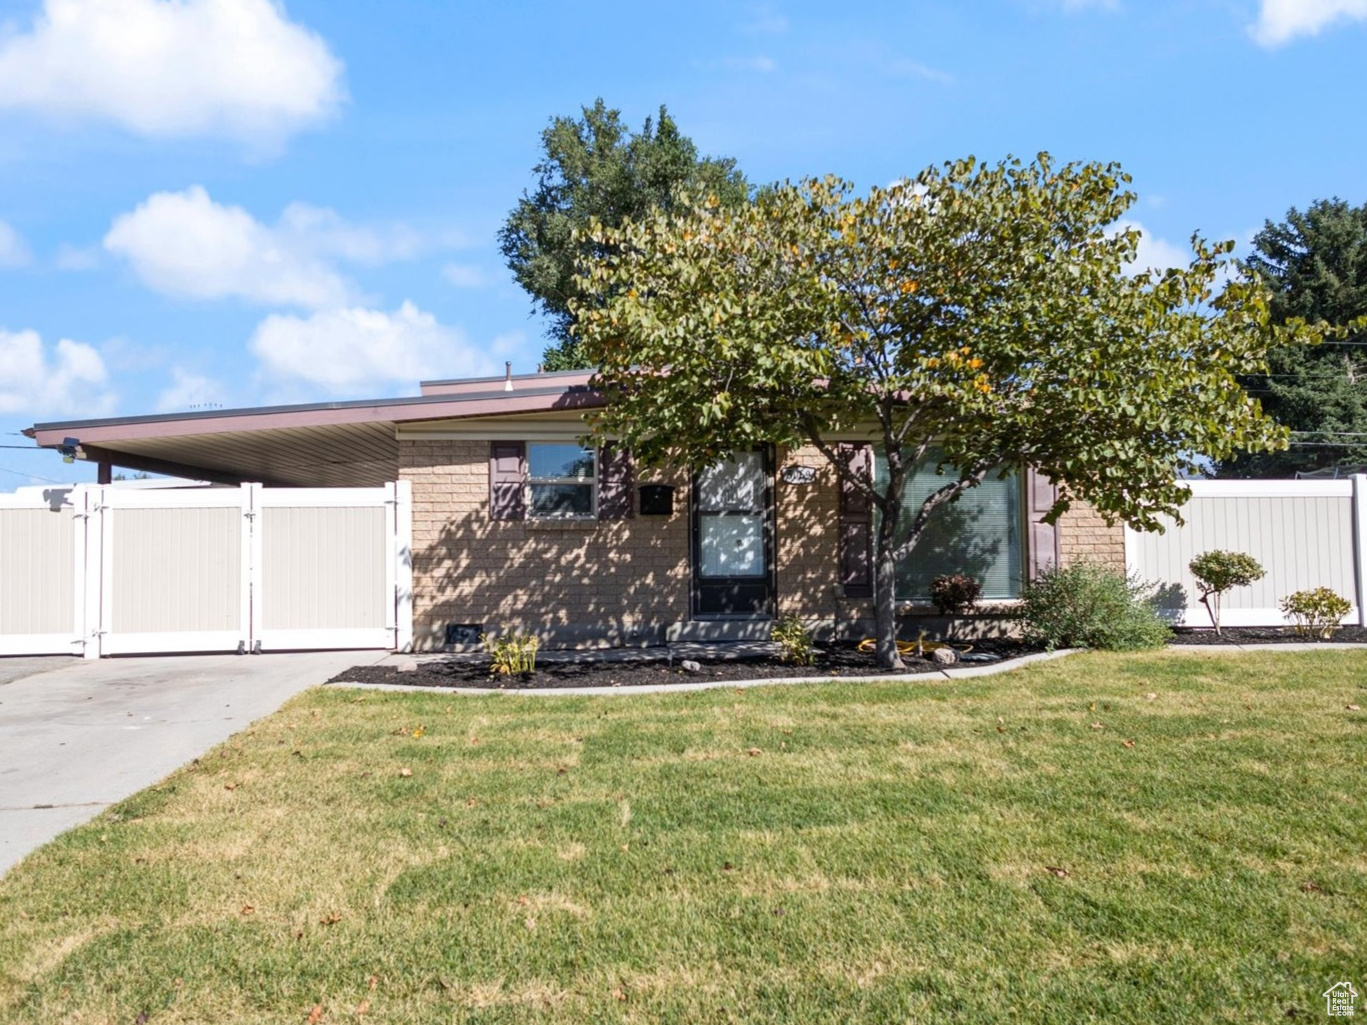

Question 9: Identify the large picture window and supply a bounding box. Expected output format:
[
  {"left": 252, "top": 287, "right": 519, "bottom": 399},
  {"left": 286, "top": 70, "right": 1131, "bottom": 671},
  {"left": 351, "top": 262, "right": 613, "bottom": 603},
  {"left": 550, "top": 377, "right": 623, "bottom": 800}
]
[
  {"left": 527, "top": 443, "right": 596, "bottom": 519},
  {"left": 875, "top": 449, "right": 1023, "bottom": 600}
]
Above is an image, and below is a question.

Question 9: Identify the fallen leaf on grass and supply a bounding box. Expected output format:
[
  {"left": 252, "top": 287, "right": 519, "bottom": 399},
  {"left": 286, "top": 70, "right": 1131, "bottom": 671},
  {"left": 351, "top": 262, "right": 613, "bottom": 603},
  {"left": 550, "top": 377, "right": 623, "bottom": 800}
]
[
  {"left": 398, "top": 768, "right": 412, "bottom": 778},
  {"left": 224, "top": 782, "right": 238, "bottom": 791},
  {"left": 1045, "top": 866, "right": 1070, "bottom": 878},
  {"left": 240, "top": 904, "right": 255, "bottom": 915},
  {"left": 355, "top": 998, "right": 370, "bottom": 1015},
  {"left": 1090, "top": 722, "right": 1104, "bottom": 731},
  {"left": 612, "top": 989, "right": 627, "bottom": 1002},
  {"left": 524, "top": 917, "right": 537, "bottom": 931},
  {"left": 1145, "top": 693, "right": 1157, "bottom": 701},
  {"left": 135, "top": 1013, "right": 149, "bottom": 1024},
  {"left": 1347, "top": 704, "right": 1361, "bottom": 711},
  {"left": 746, "top": 747, "right": 762, "bottom": 756},
  {"left": 307, "top": 1005, "right": 323, "bottom": 1024},
  {"left": 516, "top": 895, "right": 529, "bottom": 905},
  {"left": 1301, "top": 881, "right": 1324, "bottom": 893},
  {"left": 1121, "top": 739, "right": 1136, "bottom": 749},
  {"left": 367, "top": 975, "right": 379, "bottom": 990},
  {"left": 320, "top": 913, "right": 342, "bottom": 926}
]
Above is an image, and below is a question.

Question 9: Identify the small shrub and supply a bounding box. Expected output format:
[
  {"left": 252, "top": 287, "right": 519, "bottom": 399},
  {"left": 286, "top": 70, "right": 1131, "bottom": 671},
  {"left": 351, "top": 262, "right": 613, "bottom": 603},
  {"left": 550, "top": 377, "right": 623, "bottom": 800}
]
[
  {"left": 928, "top": 573, "right": 982, "bottom": 616},
  {"left": 487, "top": 632, "right": 540, "bottom": 675},
  {"left": 1019, "top": 562, "right": 1171, "bottom": 651},
  {"left": 1189, "top": 550, "right": 1265, "bottom": 635},
  {"left": 1279, "top": 587, "right": 1352, "bottom": 640},
  {"left": 771, "top": 615, "right": 816, "bottom": 666}
]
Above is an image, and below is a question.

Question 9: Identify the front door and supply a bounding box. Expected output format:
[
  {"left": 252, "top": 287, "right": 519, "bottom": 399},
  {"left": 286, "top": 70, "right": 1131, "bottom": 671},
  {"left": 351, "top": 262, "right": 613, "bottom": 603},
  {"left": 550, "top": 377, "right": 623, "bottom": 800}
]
[{"left": 692, "top": 450, "right": 775, "bottom": 618}]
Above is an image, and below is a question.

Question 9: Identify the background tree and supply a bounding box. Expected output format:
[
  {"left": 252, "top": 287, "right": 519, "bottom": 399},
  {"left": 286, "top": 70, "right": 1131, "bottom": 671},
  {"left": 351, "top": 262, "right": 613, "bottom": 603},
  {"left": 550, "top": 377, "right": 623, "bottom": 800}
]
[
  {"left": 499, "top": 99, "right": 749, "bottom": 371},
  {"left": 572, "top": 156, "right": 1317, "bottom": 669},
  {"left": 1222, "top": 199, "right": 1367, "bottom": 477}
]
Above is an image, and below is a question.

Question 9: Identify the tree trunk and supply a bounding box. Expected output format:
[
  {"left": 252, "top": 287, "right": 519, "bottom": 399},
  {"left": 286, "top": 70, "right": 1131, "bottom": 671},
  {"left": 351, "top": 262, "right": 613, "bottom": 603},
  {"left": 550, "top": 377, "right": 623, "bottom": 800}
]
[{"left": 873, "top": 489, "right": 904, "bottom": 670}]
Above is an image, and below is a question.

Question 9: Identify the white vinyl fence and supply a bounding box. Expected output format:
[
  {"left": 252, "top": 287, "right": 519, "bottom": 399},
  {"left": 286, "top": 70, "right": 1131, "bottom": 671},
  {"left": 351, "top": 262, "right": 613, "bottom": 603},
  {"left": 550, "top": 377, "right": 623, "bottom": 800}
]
[
  {"left": 0, "top": 481, "right": 412, "bottom": 658},
  {"left": 1125, "top": 477, "right": 1367, "bottom": 628}
]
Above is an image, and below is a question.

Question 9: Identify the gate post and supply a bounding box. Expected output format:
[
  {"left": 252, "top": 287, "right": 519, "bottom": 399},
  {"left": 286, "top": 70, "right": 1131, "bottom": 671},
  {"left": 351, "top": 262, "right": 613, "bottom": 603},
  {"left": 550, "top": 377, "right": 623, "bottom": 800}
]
[
  {"left": 243, "top": 482, "right": 262, "bottom": 653},
  {"left": 82, "top": 486, "right": 104, "bottom": 659},
  {"left": 1354, "top": 475, "right": 1367, "bottom": 627},
  {"left": 391, "top": 480, "right": 413, "bottom": 652}
]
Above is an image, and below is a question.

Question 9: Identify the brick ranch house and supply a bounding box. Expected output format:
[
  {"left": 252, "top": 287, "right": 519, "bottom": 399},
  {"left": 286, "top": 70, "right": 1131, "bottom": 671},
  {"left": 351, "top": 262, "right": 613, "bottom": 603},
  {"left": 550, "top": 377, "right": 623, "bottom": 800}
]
[{"left": 27, "top": 368, "right": 1124, "bottom": 650}]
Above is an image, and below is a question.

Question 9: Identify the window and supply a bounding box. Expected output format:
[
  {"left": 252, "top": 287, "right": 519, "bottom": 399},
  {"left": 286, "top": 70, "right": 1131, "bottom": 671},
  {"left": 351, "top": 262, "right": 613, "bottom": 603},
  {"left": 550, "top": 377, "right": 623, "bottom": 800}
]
[
  {"left": 527, "top": 443, "right": 595, "bottom": 519},
  {"left": 875, "top": 448, "right": 1023, "bottom": 600}
]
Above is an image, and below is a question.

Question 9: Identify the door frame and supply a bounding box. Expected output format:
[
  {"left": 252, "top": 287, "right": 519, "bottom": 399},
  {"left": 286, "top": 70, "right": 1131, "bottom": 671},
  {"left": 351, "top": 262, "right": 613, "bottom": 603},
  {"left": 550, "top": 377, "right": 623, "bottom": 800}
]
[{"left": 690, "top": 447, "right": 777, "bottom": 620}]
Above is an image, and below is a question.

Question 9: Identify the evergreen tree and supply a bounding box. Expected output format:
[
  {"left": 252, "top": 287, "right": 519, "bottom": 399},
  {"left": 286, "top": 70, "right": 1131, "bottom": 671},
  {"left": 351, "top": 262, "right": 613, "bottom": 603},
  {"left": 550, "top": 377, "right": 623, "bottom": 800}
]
[
  {"left": 499, "top": 100, "right": 749, "bottom": 371},
  {"left": 1223, "top": 199, "right": 1367, "bottom": 477}
]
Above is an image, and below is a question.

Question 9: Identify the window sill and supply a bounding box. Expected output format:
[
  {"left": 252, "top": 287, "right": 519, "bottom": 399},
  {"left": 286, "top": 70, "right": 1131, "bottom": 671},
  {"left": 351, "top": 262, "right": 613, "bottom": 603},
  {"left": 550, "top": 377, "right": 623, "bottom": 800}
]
[{"left": 526, "top": 518, "right": 599, "bottom": 531}]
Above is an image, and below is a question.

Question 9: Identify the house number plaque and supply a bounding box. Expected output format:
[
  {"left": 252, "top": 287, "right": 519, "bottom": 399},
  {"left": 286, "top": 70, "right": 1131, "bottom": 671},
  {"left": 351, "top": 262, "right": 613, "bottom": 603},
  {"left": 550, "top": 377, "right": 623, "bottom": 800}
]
[{"left": 781, "top": 465, "right": 817, "bottom": 485}]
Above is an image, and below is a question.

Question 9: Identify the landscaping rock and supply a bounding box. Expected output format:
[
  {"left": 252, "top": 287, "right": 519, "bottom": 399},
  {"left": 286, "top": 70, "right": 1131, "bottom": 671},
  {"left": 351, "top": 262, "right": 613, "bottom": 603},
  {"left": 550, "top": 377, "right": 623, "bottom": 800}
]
[
  {"left": 680, "top": 660, "right": 702, "bottom": 673},
  {"left": 394, "top": 657, "right": 419, "bottom": 673},
  {"left": 932, "top": 647, "right": 959, "bottom": 666}
]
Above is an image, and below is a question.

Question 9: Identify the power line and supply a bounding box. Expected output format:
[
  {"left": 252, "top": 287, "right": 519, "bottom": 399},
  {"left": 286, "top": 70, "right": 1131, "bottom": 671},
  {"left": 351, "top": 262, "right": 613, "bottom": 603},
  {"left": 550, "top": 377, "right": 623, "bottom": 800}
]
[{"left": 0, "top": 465, "right": 66, "bottom": 484}]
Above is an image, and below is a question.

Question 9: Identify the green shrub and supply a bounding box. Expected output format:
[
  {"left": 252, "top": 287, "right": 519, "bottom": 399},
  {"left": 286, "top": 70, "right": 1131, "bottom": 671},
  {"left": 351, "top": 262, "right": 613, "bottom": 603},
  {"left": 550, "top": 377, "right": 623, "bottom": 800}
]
[
  {"left": 1189, "top": 550, "right": 1265, "bottom": 635},
  {"left": 771, "top": 615, "right": 816, "bottom": 666},
  {"left": 1279, "top": 587, "right": 1352, "bottom": 640},
  {"left": 487, "top": 632, "right": 540, "bottom": 675},
  {"left": 928, "top": 573, "right": 982, "bottom": 616},
  {"left": 1019, "top": 562, "right": 1171, "bottom": 651}
]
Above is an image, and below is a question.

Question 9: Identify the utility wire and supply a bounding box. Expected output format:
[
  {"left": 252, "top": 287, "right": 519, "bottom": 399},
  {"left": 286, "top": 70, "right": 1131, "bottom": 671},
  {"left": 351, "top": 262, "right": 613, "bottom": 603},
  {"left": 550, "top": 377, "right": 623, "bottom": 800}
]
[{"left": 0, "top": 465, "right": 65, "bottom": 484}]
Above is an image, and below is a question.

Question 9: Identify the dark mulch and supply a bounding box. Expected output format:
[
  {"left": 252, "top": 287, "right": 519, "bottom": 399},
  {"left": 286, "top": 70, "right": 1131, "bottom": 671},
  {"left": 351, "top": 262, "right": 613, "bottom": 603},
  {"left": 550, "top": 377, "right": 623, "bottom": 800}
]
[
  {"left": 1167, "top": 625, "right": 1367, "bottom": 645},
  {"left": 330, "top": 640, "right": 1039, "bottom": 690}
]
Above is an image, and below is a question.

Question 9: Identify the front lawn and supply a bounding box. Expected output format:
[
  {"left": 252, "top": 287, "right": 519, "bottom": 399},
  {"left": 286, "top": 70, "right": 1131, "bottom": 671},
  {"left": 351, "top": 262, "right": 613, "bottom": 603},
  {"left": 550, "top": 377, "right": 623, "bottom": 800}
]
[{"left": 2, "top": 650, "right": 1364, "bottom": 1024}]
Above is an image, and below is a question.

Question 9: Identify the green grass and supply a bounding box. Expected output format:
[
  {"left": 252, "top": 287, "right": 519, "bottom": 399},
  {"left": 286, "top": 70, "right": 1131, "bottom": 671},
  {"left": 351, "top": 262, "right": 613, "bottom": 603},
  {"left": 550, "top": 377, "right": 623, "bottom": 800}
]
[{"left": 2, "top": 650, "right": 1365, "bottom": 1024}]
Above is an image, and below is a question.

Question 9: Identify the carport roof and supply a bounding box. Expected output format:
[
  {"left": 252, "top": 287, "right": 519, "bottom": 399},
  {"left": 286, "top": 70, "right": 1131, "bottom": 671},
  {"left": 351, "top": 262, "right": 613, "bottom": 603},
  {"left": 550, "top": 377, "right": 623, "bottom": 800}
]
[{"left": 27, "top": 373, "right": 605, "bottom": 488}]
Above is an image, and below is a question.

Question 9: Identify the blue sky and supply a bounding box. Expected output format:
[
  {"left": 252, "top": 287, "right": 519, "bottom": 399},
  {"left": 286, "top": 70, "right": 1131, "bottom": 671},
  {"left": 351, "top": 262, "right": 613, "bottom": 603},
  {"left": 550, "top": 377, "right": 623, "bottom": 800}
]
[{"left": 0, "top": 0, "right": 1363, "bottom": 486}]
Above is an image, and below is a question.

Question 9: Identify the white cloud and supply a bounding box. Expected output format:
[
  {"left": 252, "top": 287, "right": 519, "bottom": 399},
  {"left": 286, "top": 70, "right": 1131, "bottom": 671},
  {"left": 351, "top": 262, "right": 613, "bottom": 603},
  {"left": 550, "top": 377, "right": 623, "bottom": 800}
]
[
  {"left": 0, "top": 221, "right": 32, "bottom": 267},
  {"left": 0, "top": 328, "right": 113, "bottom": 416},
  {"left": 1251, "top": 0, "right": 1367, "bottom": 46},
  {"left": 887, "top": 59, "right": 954, "bottom": 85},
  {"left": 155, "top": 366, "right": 225, "bottom": 412},
  {"left": 743, "top": 4, "right": 790, "bottom": 33},
  {"left": 103, "top": 186, "right": 427, "bottom": 308},
  {"left": 441, "top": 263, "right": 495, "bottom": 289},
  {"left": 249, "top": 301, "right": 501, "bottom": 393},
  {"left": 54, "top": 243, "right": 100, "bottom": 270},
  {"left": 0, "top": 0, "right": 344, "bottom": 145},
  {"left": 724, "top": 55, "right": 777, "bottom": 73},
  {"left": 1115, "top": 221, "right": 1192, "bottom": 274}
]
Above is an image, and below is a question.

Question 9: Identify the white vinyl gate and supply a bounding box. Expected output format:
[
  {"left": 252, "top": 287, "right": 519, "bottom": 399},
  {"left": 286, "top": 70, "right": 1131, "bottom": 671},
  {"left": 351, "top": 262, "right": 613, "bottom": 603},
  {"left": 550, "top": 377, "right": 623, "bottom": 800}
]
[{"left": 0, "top": 481, "right": 412, "bottom": 658}]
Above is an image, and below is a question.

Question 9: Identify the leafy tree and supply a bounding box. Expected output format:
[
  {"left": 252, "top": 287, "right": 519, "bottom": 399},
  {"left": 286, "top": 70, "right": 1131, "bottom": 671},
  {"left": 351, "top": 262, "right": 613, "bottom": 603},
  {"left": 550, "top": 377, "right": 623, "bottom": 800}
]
[
  {"left": 1188, "top": 550, "right": 1265, "bottom": 635},
  {"left": 571, "top": 156, "right": 1319, "bottom": 669},
  {"left": 1222, "top": 199, "right": 1367, "bottom": 477},
  {"left": 499, "top": 99, "right": 749, "bottom": 371}
]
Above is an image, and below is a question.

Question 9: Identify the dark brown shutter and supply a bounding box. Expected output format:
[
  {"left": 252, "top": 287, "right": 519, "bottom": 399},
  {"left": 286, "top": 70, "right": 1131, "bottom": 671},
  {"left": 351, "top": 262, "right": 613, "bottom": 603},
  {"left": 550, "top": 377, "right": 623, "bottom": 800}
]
[
  {"left": 597, "top": 444, "right": 633, "bottom": 520},
  {"left": 838, "top": 443, "right": 873, "bottom": 598},
  {"left": 1026, "top": 467, "right": 1059, "bottom": 580},
  {"left": 489, "top": 441, "right": 526, "bottom": 520}
]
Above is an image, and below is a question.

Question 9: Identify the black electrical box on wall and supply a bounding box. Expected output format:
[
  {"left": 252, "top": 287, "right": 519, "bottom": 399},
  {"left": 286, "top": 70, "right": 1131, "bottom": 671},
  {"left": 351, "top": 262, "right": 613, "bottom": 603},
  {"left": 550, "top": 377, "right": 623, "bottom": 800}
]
[{"left": 639, "top": 484, "right": 674, "bottom": 516}]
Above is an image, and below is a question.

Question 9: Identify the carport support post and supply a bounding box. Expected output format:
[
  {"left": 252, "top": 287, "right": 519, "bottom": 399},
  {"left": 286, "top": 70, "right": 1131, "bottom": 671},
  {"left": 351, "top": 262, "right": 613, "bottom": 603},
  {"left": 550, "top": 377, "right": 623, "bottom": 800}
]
[{"left": 1354, "top": 475, "right": 1367, "bottom": 627}]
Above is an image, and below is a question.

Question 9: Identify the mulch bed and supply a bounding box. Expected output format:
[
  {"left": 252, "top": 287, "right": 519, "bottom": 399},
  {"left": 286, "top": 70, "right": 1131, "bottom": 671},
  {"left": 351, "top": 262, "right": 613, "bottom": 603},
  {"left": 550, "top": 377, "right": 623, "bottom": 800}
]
[
  {"left": 1167, "top": 625, "right": 1367, "bottom": 645},
  {"left": 329, "top": 640, "right": 1038, "bottom": 691}
]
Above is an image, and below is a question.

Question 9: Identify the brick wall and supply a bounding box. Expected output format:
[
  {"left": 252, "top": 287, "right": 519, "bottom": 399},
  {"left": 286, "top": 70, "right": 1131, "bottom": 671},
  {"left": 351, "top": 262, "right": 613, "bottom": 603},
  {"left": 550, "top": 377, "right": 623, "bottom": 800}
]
[
  {"left": 400, "top": 439, "right": 690, "bottom": 650},
  {"left": 773, "top": 444, "right": 841, "bottom": 627},
  {"left": 1057, "top": 501, "right": 1127, "bottom": 569},
  {"left": 399, "top": 436, "right": 1125, "bottom": 647}
]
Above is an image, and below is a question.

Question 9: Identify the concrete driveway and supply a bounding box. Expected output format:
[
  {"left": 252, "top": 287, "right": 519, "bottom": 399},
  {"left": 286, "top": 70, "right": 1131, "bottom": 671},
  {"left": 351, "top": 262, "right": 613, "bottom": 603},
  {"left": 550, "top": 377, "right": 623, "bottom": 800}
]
[{"left": 0, "top": 650, "right": 386, "bottom": 877}]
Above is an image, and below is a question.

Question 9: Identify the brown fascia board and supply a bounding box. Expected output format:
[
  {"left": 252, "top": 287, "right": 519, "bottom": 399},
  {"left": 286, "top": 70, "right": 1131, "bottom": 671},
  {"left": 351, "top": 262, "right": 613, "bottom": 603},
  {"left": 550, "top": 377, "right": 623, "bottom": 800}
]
[
  {"left": 420, "top": 369, "right": 595, "bottom": 395},
  {"left": 30, "top": 385, "right": 606, "bottom": 448}
]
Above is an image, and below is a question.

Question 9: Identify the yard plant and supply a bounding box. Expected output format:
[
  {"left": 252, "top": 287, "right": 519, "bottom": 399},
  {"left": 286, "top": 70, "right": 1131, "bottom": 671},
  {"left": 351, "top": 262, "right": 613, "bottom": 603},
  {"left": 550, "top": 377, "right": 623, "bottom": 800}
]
[
  {"left": 2, "top": 651, "right": 1364, "bottom": 1023},
  {"left": 1280, "top": 586, "right": 1353, "bottom": 639},
  {"left": 487, "top": 632, "right": 540, "bottom": 675},
  {"left": 770, "top": 614, "right": 816, "bottom": 665},
  {"left": 1189, "top": 549, "right": 1266, "bottom": 635},
  {"left": 1019, "top": 562, "right": 1171, "bottom": 651}
]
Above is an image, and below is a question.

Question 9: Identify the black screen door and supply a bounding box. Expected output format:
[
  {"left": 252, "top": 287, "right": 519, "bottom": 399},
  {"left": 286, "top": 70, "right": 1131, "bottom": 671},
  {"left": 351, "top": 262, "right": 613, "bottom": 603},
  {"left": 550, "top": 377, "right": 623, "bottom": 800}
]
[{"left": 692, "top": 451, "right": 775, "bottom": 617}]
